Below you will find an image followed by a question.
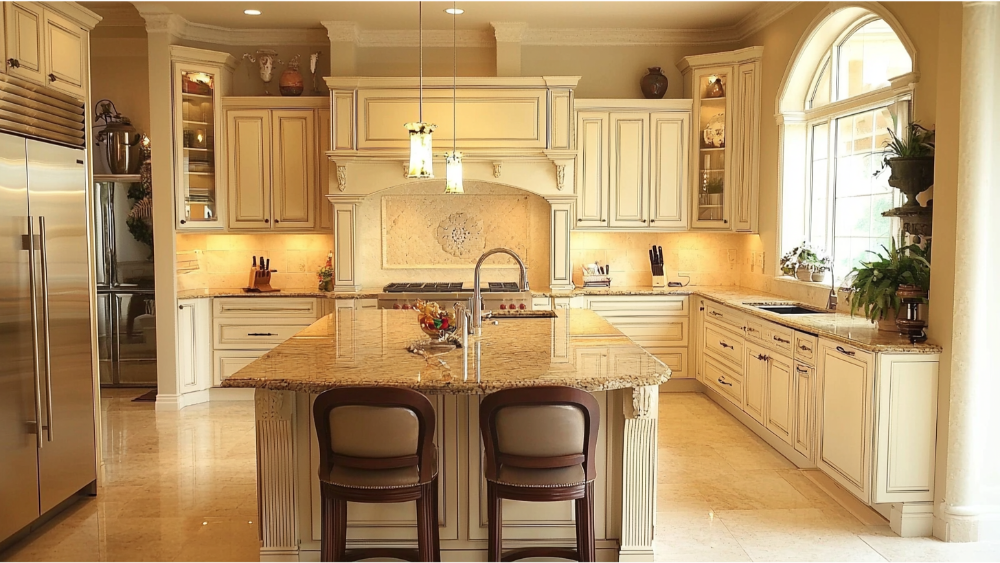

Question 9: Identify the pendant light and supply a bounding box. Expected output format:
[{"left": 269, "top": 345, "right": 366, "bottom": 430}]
[
  {"left": 443, "top": 1, "right": 464, "bottom": 194},
  {"left": 405, "top": 1, "right": 435, "bottom": 178}
]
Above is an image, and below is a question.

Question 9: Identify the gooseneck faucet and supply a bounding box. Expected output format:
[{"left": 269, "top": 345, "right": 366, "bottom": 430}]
[{"left": 472, "top": 248, "right": 529, "bottom": 333}]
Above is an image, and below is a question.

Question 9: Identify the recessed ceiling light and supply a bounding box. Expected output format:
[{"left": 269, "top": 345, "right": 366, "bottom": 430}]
[
  {"left": 244, "top": 9, "right": 261, "bottom": 16},
  {"left": 445, "top": 8, "right": 464, "bottom": 15}
]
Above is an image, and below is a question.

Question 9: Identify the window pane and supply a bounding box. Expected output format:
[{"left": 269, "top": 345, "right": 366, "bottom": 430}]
[
  {"left": 836, "top": 19, "right": 913, "bottom": 100},
  {"left": 809, "top": 122, "right": 830, "bottom": 250},
  {"left": 808, "top": 55, "right": 832, "bottom": 109}
]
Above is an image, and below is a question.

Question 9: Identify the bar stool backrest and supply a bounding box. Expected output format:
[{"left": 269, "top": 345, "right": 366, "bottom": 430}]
[
  {"left": 313, "top": 387, "right": 436, "bottom": 480},
  {"left": 480, "top": 386, "right": 600, "bottom": 481}
]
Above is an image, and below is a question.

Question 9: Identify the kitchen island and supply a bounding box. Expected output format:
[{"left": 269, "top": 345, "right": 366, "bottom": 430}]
[{"left": 223, "top": 308, "right": 670, "bottom": 562}]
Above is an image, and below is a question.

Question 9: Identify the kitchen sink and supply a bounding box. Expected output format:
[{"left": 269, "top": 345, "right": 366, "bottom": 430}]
[
  {"left": 752, "top": 304, "right": 832, "bottom": 315},
  {"left": 487, "top": 310, "right": 558, "bottom": 319}
]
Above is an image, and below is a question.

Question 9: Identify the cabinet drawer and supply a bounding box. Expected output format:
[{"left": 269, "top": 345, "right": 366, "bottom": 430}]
[
  {"left": 213, "top": 350, "right": 262, "bottom": 386},
  {"left": 704, "top": 355, "right": 743, "bottom": 407},
  {"left": 613, "top": 318, "right": 688, "bottom": 347},
  {"left": 766, "top": 323, "right": 794, "bottom": 353},
  {"left": 704, "top": 322, "right": 744, "bottom": 369},
  {"left": 744, "top": 317, "right": 765, "bottom": 342},
  {"left": 794, "top": 332, "right": 819, "bottom": 365},
  {"left": 587, "top": 296, "right": 689, "bottom": 316},
  {"left": 214, "top": 297, "right": 318, "bottom": 318},
  {"left": 532, "top": 297, "right": 552, "bottom": 310},
  {"left": 213, "top": 319, "right": 312, "bottom": 350},
  {"left": 704, "top": 301, "right": 743, "bottom": 331},
  {"left": 644, "top": 347, "right": 688, "bottom": 379}
]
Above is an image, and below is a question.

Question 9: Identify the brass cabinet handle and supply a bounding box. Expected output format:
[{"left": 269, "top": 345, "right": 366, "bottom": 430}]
[
  {"left": 798, "top": 343, "right": 811, "bottom": 351},
  {"left": 773, "top": 335, "right": 790, "bottom": 344},
  {"left": 709, "top": 311, "right": 722, "bottom": 317},
  {"left": 836, "top": 345, "right": 855, "bottom": 357},
  {"left": 796, "top": 366, "right": 809, "bottom": 374},
  {"left": 719, "top": 341, "right": 733, "bottom": 349},
  {"left": 717, "top": 377, "right": 733, "bottom": 387}
]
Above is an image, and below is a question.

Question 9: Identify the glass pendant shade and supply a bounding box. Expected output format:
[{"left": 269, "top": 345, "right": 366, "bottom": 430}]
[
  {"left": 444, "top": 151, "right": 464, "bottom": 194},
  {"left": 405, "top": 122, "right": 435, "bottom": 178}
]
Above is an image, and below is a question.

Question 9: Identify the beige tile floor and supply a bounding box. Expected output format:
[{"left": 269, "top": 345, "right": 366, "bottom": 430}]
[{"left": 3, "top": 390, "right": 999, "bottom": 562}]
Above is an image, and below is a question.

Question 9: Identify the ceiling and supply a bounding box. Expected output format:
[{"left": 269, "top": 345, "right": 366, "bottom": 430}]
[{"left": 89, "top": 1, "right": 769, "bottom": 31}]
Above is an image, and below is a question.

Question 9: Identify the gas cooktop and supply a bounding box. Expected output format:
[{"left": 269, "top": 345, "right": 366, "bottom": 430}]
[{"left": 381, "top": 282, "right": 522, "bottom": 294}]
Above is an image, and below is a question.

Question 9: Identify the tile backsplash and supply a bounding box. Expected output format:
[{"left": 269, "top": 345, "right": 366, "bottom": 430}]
[
  {"left": 571, "top": 231, "right": 757, "bottom": 288},
  {"left": 176, "top": 233, "right": 333, "bottom": 291}
]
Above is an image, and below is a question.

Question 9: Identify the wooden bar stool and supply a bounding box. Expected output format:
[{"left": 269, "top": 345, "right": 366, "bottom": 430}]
[
  {"left": 479, "top": 386, "right": 600, "bottom": 562},
  {"left": 313, "top": 387, "right": 440, "bottom": 562}
]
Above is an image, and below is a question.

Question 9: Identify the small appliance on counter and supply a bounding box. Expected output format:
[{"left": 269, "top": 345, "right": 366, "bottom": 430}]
[
  {"left": 582, "top": 263, "right": 611, "bottom": 288},
  {"left": 649, "top": 245, "right": 665, "bottom": 287},
  {"left": 245, "top": 256, "right": 279, "bottom": 293}
]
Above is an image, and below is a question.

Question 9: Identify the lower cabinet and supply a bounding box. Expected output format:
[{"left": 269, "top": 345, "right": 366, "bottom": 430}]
[
  {"left": 763, "top": 351, "right": 794, "bottom": 446},
  {"left": 582, "top": 295, "right": 690, "bottom": 380},
  {"left": 792, "top": 361, "right": 815, "bottom": 460},
  {"left": 177, "top": 298, "right": 212, "bottom": 395},
  {"left": 742, "top": 342, "right": 767, "bottom": 424}
]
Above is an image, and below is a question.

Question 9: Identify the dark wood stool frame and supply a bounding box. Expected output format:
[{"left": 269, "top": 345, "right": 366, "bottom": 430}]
[
  {"left": 480, "top": 386, "right": 601, "bottom": 562},
  {"left": 313, "top": 387, "right": 440, "bottom": 562}
]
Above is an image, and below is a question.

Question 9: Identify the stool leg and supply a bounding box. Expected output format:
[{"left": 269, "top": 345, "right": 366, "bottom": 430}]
[
  {"left": 487, "top": 483, "right": 502, "bottom": 562},
  {"left": 332, "top": 497, "right": 348, "bottom": 562},
  {"left": 575, "top": 482, "right": 595, "bottom": 562},
  {"left": 416, "top": 484, "right": 433, "bottom": 562},
  {"left": 431, "top": 478, "right": 441, "bottom": 562},
  {"left": 321, "top": 493, "right": 333, "bottom": 562}
]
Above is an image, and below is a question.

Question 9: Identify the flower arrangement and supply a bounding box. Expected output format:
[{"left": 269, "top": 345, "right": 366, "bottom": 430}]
[
  {"left": 317, "top": 252, "right": 334, "bottom": 292},
  {"left": 780, "top": 242, "right": 831, "bottom": 280}
]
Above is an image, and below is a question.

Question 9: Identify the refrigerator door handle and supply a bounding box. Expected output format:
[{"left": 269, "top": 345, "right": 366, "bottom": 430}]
[
  {"left": 26, "top": 216, "right": 43, "bottom": 449},
  {"left": 39, "top": 216, "right": 53, "bottom": 443}
]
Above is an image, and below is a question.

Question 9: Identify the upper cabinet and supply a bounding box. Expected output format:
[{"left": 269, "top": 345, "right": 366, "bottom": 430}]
[
  {"left": 223, "top": 98, "right": 325, "bottom": 232},
  {"left": 2, "top": 2, "right": 90, "bottom": 100},
  {"left": 170, "top": 46, "right": 235, "bottom": 230},
  {"left": 574, "top": 100, "right": 691, "bottom": 231},
  {"left": 679, "top": 47, "right": 762, "bottom": 232}
]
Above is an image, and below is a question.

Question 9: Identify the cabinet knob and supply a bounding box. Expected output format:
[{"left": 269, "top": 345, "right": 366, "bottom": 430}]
[
  {"left": 264, "top": 218, "right": 269, "bottom": 223},
  {"left": 641, "top": 219, "right": 647, "bottom": 223},
  {"left": 48, "top": 73, "right": 56, "bottom": 82},
  {"left": 274, "top": 219, "right": 279, "bottom": 224},
  {"left": 724, "top": 219, "right": 728, "bottom": 224},
  {"left": 601, "top": 219, "right": 606, "bottom": 223},
  {"left": 179, "top": 219, "right": 187, "bottom": 225},
  {"left": 650, "top": 219, "right": 655, "bottom": 223},
  {"left": 577, "top": 218, "right": 582, "bottom": 222},
  {"left": 6, "top": 58, "right": 19, "bottom": 68}
]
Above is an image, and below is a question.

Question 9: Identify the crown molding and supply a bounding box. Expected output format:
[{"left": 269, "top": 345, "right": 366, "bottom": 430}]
[
  {"left": 491, "top": 22, "right": 529, "bottom": 43},
  {"left": 44, "top": 2, "right": 102, "bottom": 30},
  {"left": 357, "top": 29, "right": 495, "bottom": 48},
  {"left": 732, "top": 1, "right": 799, "bottom": 39},
  {"left": 322, "top": 21, "right": 360, "bottom": 43},
  {"left": 522, "top": 27, "right": 738, "bottom": 46}
]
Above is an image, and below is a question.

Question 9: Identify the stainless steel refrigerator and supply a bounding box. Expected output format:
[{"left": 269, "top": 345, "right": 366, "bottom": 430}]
[
  {"left": 0, "top": 132, "right": 98, "bottom": 545},
  {"left": 94, "top": 175, "right": 156, "bottom": 387}
]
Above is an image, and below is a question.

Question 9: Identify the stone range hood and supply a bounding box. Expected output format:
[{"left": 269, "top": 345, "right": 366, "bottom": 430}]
[{"left": 324, "top": 76, "right": 580, "bottom": 292}]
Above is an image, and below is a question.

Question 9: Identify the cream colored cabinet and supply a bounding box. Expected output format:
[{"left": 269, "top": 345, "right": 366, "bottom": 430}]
[
  {"left": 225, "top": 102, "right": 322, "bottom": 231},
  {"left": 574, "top": 100, "right": 691, "bottom": 231},
  {"left": 817, "top": 340, "right": 874, "bottom": 502},
  {"left": 318, "top": 108, "right": 332, "bottom": 230},
  {"left": 583, "top": 295, "right": 689, "bottom": 380},
  {"left": 764, "top": 351, "right": 794, "bottom": 445},
  {"left": 608, "top": 112, "right": 649, "bottom": 228},
  {"left": 576, "top": 111, "right": 608, "bottom": 227},
  {"left": 793, "top": 361, "right": 814, "bottom": 460},
  {"left": 4, "top": 2, "right": 44, "bottom": 83},
  {"left": 679, "top": 47, "right": 762, "bottom": 232},
  {"left": 177, "top": 299, "right": 212, "bottom": 396},
  {"left": 41, "top": 8, "right": 84, "bottom": 98},
  {"left": 743, "top": 341, "right": 767, "bottom": 424}
]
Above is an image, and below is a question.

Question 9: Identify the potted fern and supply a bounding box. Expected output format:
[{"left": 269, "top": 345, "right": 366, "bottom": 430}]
[
  {"left": 846, "top": 238, "right": 930, "bottom": 331},
  {"left": 874, "top": 121, "right": 935, "bottom": 208}
]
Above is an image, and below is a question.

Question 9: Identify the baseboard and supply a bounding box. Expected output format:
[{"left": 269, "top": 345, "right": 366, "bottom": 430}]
[
  {"left": 154, "top": 393, "right": 182, "bottom": 411},
  {"left": 802, "top": 470, "right": 888, "bottom": 527},
  {"left": 659, "top": 378, "right": 705, "bottom": 393},
  {"left": 209, "top": 387, "right": 255, "bottom": 401},
  {"left": 890, "top": 502, "right": 934, "bottom": 537}
]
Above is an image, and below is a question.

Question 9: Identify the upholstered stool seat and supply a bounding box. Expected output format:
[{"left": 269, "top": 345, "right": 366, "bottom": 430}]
[
  {"left": 480, "top": 387, "right": 600, "bottom": 562},
  {"left": 314, "top": 387, "right": 440, "bottom": 562}
]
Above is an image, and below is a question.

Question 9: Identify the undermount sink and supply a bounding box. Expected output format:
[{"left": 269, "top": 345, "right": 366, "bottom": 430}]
[{"left": 752, "top": 304, "right": 832, "bottom": 315}]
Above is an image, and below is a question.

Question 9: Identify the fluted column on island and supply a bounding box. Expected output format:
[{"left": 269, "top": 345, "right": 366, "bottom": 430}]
[{"left": 619, "top": 386, "right": 659, "bottom": 561}]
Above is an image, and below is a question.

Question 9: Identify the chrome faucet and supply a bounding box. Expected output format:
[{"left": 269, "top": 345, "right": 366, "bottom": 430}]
[{"left": 472, "top": 248, "right": 529, "bottom": 333}]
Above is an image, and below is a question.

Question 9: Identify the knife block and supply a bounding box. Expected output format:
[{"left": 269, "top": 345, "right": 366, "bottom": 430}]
[
  {"left": 246, "top": 268, "right": 279, "bottom": 293},
  {"left": 652, "top": 275, "right": 666, "bottom": 288}
]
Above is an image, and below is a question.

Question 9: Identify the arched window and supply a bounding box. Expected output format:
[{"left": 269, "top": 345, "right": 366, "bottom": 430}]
[{"left": 778, "top": 9, "right": 916, "bottom": 279}]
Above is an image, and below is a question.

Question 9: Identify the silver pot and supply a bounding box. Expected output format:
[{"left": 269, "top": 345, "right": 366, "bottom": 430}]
[{"left": 97, "top": 121, "right": 142, "bottom": 174}]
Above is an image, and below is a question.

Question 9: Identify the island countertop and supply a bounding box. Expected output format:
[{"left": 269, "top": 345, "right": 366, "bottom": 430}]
[{"left": 221, "top": 308, "right": 670, "bottom": 394}]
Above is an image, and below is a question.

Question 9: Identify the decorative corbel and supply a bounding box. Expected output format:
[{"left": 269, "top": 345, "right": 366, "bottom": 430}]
[
  {"left": 403, "top": 161, "right": 409, "bottom": 178},
  {"left": 336, "top": 165, "right": 347, "bottom": 192},
  {"left": 555, "top": 164, "right": 566, "bottom": 191},
  {"left": 492, "top": 161, "right": 502, "bottom": 179}
]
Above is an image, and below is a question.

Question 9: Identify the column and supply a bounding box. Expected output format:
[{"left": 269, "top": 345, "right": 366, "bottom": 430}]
[
  {"left": 491, "top": 22, "right": 527, "bottom": 77},
  {"left": 322, "top": 21, "right": 359, "bottom": 76},
  {"left": 332, "top": 197, "right": 363, "bottom": 292},
  {"left": 619, "top": 386, "right": 658, "bottom": 562},
  {"left": 546, "top": 197, "right": 575, "bottom": 290},
  {"left": 936, "top": 1, "right": 999, "bottom": 543},
  {"left": 255, "top": 390, "right": 299, "bottom": 561}
]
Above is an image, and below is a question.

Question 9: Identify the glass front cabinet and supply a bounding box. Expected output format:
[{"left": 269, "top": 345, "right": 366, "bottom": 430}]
[
  {"left": 680, "top": 47, "right": 762, "bottom": 231},
  {"left": 170, "top": 46, "right": 236, "bottom": 230}
]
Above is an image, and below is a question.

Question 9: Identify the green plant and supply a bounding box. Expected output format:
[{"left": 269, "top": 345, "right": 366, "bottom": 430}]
[
  {"left": 873, "top": 121, "right": 935, "bottom": 177},
  {"left": 702, "top": 177, "right": 724, "bottom": 194},
  {"left": 846, "top": 238, "right": 931, "bottom": 322},
  {"left": 781, "top": 242, "right": 831, "bottom": 273}
]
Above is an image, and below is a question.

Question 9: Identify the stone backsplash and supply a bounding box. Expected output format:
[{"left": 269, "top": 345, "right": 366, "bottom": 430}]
[{"left": 176, "top": 233, "right": 333, "bottom": 291}]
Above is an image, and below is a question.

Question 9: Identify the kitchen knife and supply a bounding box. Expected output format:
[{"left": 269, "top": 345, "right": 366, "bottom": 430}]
[
  {"left": 260, "top": 256, "right": 265, "bottom": 271},
  {"left": 649, "top": 249, "right": 655, "bottom": 270},
  {"left": 253, "top": 256, "right": 257, "bottom": 269},
  {"left": 657, "top": 246, "right": 663, "bottom": 265},
  {"left": 265, "top": 258, "right": 270, "bottom": 272}
]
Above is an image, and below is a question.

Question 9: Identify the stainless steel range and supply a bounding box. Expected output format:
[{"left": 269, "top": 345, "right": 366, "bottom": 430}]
[{"left": 377, "top": 281, "right": 533, "bottom": 312}]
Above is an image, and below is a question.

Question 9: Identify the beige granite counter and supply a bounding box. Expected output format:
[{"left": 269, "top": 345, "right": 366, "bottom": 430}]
[
  {"left": 536, "top": 285, "right": 940, "bottom": 353},
  {"left": 176, "top": 287, "right": 382, "bottom": 300},
  {"left": 221, "top": 308, "right": 670, "bottom": 394}
]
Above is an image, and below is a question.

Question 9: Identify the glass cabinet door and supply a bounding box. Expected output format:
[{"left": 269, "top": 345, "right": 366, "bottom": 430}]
[
  {"left": 693, "top": 69, "right": 732, "bottom": 228},
  {"left": 174, "top": 66, "right": 220, "bottom": 227}
]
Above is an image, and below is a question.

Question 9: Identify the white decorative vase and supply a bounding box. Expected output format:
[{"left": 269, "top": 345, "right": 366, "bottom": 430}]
[{"left": 796, "top": 267, "right": 812, "bottom": 281}]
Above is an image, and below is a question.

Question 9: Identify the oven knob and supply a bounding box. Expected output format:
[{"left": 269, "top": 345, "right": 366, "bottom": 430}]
[
  {"left": 402, "top": 304, "right": 412, "bottom": 310},
  {"left": 500, "top": 303, "right": 506, "bottom": 310},
  {"left": 393, "top": 303, "right": 401, "bottom": 310},
  {"left": 519, "top": 303, "right": 526, "bottom": 310}
]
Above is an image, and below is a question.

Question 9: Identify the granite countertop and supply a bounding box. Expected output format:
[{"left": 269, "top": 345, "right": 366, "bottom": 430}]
[
  {"left": 176, "top": 287, "right": 383, "bottom": 300},
  {"left": 535, "top": 285, "right": 940, "bottom": 353},
  {"left": 221, "top": 308, "right": 670, "bottom": 394}
]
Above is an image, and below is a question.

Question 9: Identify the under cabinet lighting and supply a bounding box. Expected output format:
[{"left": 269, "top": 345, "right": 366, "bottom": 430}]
[
  {"left": 244, "top": 9, "right": 261, "bottom": 16},
  {"left": 445, "top": 8, "right": 464, "bottom": 14}
]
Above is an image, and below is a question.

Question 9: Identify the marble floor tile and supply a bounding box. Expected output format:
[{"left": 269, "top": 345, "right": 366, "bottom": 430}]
[{"left": 4, "top": 390, "right": 999, "bottom": 562}]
